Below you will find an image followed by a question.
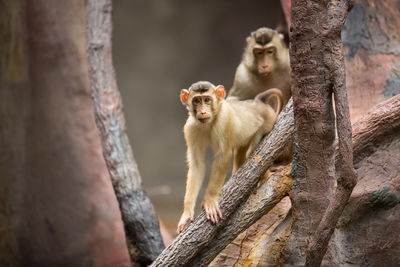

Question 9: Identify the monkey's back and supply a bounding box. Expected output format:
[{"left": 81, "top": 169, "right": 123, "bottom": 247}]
[{"left": 226, "top": 100, "right": 267, "bottom": 148}]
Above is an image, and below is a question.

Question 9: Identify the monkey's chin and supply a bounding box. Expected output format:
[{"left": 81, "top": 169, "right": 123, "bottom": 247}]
[{"left": 198, "top": 118, "right": 211, "bottom": 123}]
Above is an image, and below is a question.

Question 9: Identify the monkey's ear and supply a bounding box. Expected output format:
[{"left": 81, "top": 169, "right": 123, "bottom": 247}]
[
  {"left": 215, "top": 85, "right": 225, "bottom": 100},
  {"left": 180, "top": 89, "right": 189, "bottom": 105}
]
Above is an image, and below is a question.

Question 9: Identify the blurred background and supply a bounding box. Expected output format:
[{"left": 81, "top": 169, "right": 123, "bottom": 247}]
[{"left": 112, "top": 0, "right": 284, "bottom": 232}]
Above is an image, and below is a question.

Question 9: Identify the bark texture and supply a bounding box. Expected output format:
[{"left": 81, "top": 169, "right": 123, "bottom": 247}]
[
  {"left": 283, "top": 1, "right": 340, "bottom": 265},
  {"left": 193, "top": 166, "right": 292, "bottom": 267},
  {"left": 209, "top": 168, "right": 292, "bottom": 267},
  {"left": 1, "top": 0, "right": 131, "bottom": 266},
  {"left": 151, "top": 99, "right": 294, "bottom": 267},
  {"left": 305, "top": 1, "right": 357, "bottom": 265},
  {"left": 86, "top": 0, "right": 164, "bottom": 265}
]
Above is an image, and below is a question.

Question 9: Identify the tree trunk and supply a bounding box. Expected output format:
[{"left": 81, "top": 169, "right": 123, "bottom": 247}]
[
  {"left": 282, "top": 1, "right": 351, "bottom": 265},
  {"left": 0, "top": 1, "right": 131, "bottom": 266},
  {"left": 86, "top": 0, "right": 165, "bottom": 265}
]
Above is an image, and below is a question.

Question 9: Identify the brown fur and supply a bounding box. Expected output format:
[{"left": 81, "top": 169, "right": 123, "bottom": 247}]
[{"left": 228, "top": 27, "right": 291, "bottom": 107}]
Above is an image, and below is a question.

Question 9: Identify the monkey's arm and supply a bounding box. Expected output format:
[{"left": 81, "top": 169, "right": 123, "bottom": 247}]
[
  {"left": 177, "top": 141, "right": 206, "bottom": 233},
  {"left": 203, "top": 146, "right": 232, "bottom": 224}
]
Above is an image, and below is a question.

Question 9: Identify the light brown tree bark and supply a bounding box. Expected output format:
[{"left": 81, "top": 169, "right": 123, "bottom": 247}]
[{"left": 86, "top": 0, "right": 164, "bottom": 265}]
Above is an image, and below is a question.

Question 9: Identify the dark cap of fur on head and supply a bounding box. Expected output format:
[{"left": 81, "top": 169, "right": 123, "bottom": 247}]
[
  {"left": 189, "top": 81, "right": 213, "bottom": 93},
  {"left": 251, "top": 27, "right": 276, "bottom": 46}
]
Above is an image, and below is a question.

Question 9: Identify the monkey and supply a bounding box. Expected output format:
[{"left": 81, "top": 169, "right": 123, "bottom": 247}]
[
  {"left": 228, "top": 27, "right": 293, "bottom": 164},
  {"left": 177, "top": 81, "right": 282, "bottom": 234},
  {"left": 228, "top": 27, "right": 291, "bottom": 107}
]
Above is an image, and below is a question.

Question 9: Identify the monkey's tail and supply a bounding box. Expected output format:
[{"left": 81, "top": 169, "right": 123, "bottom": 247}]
[{"left": 255, "top": 88, "right": 283, "bottom": 115}]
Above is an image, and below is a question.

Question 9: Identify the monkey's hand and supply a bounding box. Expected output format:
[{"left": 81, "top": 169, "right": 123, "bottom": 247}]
[
  {"left": 177, "top": 210, "right": 194, "bottom": 234},
  {"left": 202, "top": 198, "right": 222, "bottom": 224}
]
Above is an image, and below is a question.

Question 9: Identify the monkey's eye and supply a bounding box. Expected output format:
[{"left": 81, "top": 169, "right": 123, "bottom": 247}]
[
  {"left": 254, "top": 50, "right": 264, "bottom": 56},
  {"left": 193, "top": 98, "right": 201, "bottom": 104},
  {"left": 267, "top": 48, "right": 275, "bottom": 54},
  {"left": 203, "top": 97, "right": 211, "bottom": 103}
]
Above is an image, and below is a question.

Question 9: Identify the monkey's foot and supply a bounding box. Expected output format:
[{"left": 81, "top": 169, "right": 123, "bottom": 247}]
[
  {"left": 202, "top": 200, "right": 222, "bottom": 224},
  {"left": 177, "top": 211, "right": 194, "bottom": 234}
]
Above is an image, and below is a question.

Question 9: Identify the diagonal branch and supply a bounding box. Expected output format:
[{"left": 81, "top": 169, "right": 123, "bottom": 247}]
[
  {"left": 192, "top": 166, "right": 292, "bottom": 267},
  {"left": 86, "top": 0, "right": 164, "bottom": 265},
  {"left": 151, "top": 99, "right": 294, "bottom": 267}
]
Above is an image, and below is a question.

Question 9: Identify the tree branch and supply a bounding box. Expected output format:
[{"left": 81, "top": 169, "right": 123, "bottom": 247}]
[
  {"left": 192, "top": 166, "right": 292, "bottom": 267},
  {"left": 151, "top": 99, "right": 294, "bottom": 267},
  {"left": 352, "top": 94, "right": 400, "bottom": 163},
  {"left": 332, "top": 96, "right": 400, "bottom": 227},
  {"left": 85, "top": 0, "right": 164, "bottom": 264}
]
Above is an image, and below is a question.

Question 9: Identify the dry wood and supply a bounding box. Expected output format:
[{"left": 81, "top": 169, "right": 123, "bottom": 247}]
[
  {"left": 151, "top": 99, "right": 294, "bottom": 267},
  {"left": 86, "top": 0, "right": 164, "bottom": 264}
]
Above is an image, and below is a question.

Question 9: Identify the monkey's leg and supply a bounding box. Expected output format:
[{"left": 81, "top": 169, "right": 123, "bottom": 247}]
[
  {"left": 203, "top": 149, "right": 232, "bottom": 224},
  {"left": 232, "top": 143, "right": 251, "bottom": 175},
  {"left": 177, "top": 146, "right": 206, "bottom": 233}
]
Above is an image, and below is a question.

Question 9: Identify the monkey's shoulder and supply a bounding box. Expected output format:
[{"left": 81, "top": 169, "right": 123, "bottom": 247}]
[{"left": 233, "top": 64, "right": 258, "bottom": 89}]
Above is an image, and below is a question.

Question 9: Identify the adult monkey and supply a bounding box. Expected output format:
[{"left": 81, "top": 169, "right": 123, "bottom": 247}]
[
  {"left": 228, "top": 27, "right": 291, "bottom": 107},
  {"left": 229, "top": 27, "right": 292, "bottom": 163}
]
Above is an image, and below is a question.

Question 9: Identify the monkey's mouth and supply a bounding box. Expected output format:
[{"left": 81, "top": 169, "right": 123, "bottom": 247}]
[
  {"left": 198, "top": 117, "right": 211, "bottom": 123},
  {"left": 260, "top": 71, "right": 270, "bottom": 77}
]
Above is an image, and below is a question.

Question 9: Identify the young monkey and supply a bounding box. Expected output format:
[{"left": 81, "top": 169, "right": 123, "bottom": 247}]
[{"left": 177, "top": 81, "right": 282, "bottom": 234}]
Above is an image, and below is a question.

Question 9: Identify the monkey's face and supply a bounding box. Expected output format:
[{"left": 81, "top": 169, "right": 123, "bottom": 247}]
[
  {"left": 243, "top": 30, "right": 284, "bottom": 77},
  {"left": 180, "top": 83, "right": 225, "bottom": 124},
  {"left": 191, "top": 95, "right": 214, "bottom": 123},
  {"left": 253, "top": 45, "right": 276, "bottom": 77}
]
